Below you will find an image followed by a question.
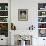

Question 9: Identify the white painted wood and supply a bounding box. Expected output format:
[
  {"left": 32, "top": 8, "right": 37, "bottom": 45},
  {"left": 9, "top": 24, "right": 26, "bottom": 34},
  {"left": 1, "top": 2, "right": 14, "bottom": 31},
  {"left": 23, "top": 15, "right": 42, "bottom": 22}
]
[
  {"left": 0, "top": 35, "right": 8, "bottom": 45},
  {"left": 0, "top": 0, "right": 11, "bottom": 45},
  {"left": 0, "top": 0, "right": 8, "bottom": 3}
]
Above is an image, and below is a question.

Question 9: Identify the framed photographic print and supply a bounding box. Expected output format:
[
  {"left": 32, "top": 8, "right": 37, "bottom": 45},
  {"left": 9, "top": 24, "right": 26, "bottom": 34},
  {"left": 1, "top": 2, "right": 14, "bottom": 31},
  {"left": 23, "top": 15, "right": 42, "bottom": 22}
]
[{"left": 18, "top": 9, "right": 28, "bottom": 21}]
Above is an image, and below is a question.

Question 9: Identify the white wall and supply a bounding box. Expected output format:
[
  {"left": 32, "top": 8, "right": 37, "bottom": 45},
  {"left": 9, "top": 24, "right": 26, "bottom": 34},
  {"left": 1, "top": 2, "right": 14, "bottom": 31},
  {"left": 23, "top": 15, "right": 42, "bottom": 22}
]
[
  {"left": 11, "top": 0, "right": 38, "bottom": 30},
  {"left": 11, "top": 0, "right": 46, "bottom": 46},
  {"left": 11, "top": 0, "right": 46, "bottom": 30}
]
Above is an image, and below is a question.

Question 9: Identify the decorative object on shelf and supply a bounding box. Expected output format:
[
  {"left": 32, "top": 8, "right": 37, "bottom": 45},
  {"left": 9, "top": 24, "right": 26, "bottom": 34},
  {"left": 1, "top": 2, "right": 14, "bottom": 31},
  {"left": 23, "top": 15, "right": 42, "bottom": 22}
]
[
  {"left": 29, "top": 25, "right": 35, "bottom": 30},
  {"left": 40, "top": 8, "right": 45, "bottom": 10},
  {"left": 0, "top": 17, "right": 8, "bottom": 22},
  {"left": 38, "top": 17, "right": 42, "bottom": 22},
  {"left": 38, "top": 11, "right": 46, "bottom": 16},
  {"left": 42, "top": 12, "right": 45, "bottom": 15},
  {"left": 38, "top": 23, "right": 46, "bottom": 28},
  {"left": 0, "top": 23, "right": 8, "bottom": 30},
  {"left": 11, "top": 23, "right": 16, "bottom": 30},
  {"left": 39, "top": 29, "right": 46, "bottom": 37},
  {"left": 0, "top": 11, "right": 8, "bottom": 16},
  {"left": 42, "top": 11, "right": 46, "bottom": 16},
  {"left": 5, "top": 6, "right": 8, "bottom": 10},
  {"left": 0, "top": 6, "right": 1, "bottom": 10},
  {"left": 38, "top": 3, "right": 46, "bottom": 10},
  {"left": 18, "top": 9, "right": 28, "bottom": 21},
  {"left": 38, "top": 17, "right": 46, "bottom": 22},
  {"left": 0, "top": 3, "right": 8, "bottom": 10}
]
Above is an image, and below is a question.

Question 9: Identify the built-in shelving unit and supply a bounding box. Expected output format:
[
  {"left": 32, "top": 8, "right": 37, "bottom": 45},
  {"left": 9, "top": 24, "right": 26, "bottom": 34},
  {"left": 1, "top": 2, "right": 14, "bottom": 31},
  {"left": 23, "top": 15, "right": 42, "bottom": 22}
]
[
  {"left": 0, "top": 3, "right": 8, "bottom": 37},
  {"left": 38, "top": 3, "right": 46, "bottom": 37}
]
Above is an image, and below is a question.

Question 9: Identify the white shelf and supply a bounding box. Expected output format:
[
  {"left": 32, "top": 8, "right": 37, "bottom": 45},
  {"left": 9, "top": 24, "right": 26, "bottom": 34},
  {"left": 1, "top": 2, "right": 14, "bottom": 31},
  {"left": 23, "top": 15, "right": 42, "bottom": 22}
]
[
  {"left": 38, "top": 28, "right": 46, "bottom": 29},
  {"left": 0, "top": 16, "right": 8, "bottom": 17},
  {"left": 38, "top": 10, "right": 46, "bottom": 11},
  {"left": 0, "top": 10, "right": 8, "bottom": 11},
  {"left": 38, "top": 16, "right": 46, "bottom": 17},
  {"left": 38, "top": 22, "right": 46, "bottom": 23},
  {"left": 0, "top": 22, "right": 8, "bottom": 23}
]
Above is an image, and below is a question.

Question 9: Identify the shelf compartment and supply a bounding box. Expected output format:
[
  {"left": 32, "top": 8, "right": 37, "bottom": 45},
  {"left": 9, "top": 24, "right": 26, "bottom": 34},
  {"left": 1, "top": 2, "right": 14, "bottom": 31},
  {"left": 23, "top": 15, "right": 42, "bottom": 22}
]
[
  {"left": 0, "top": 3, "right": 8, "bottom": 10},
  {"left": 0, "top": 30, "right": 8, "bottom": 37},
  {"left": 38, "top": 23, "right": 46, "bottom": 28},
  {"left": 0, "top": 17, "right": 8, "bottom": 22},
  {"left": 38, "top": 17, "right": 46, "bottom": 22},
  {"left": 38, "top": 11, "right": 46, "bottom": 16},
  {"left": 0, "top": 23, "right": 8, "bottom": 30},
  {"left": 38, "top": 29, "right": 46, "bottom": 37},
  {"left": 38, "top": 3, "right": 46, "bottom": 10},
  {"left": 0, "top": 11, "right": 8, "bottom": 16},
  {"left": 0, "top": 23, "right": 8, "bottom": 37}
]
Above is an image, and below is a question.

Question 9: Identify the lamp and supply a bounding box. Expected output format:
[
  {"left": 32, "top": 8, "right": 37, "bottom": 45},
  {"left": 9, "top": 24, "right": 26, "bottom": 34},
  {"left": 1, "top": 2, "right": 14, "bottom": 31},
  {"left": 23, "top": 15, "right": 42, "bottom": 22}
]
[{"left": 11, "top": 23, "right": 16, "bottom": 30}]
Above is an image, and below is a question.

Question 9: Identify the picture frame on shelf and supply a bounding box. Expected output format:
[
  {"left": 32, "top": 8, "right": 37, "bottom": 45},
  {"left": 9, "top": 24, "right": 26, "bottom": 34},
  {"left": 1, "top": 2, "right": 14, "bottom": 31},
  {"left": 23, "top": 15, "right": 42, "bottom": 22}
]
[
  {"left": 18, "top": 9, "right": 28, "bottom": 21},
  {"left": 5, "top": 6, "right": 8, "bottom": 10}
]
